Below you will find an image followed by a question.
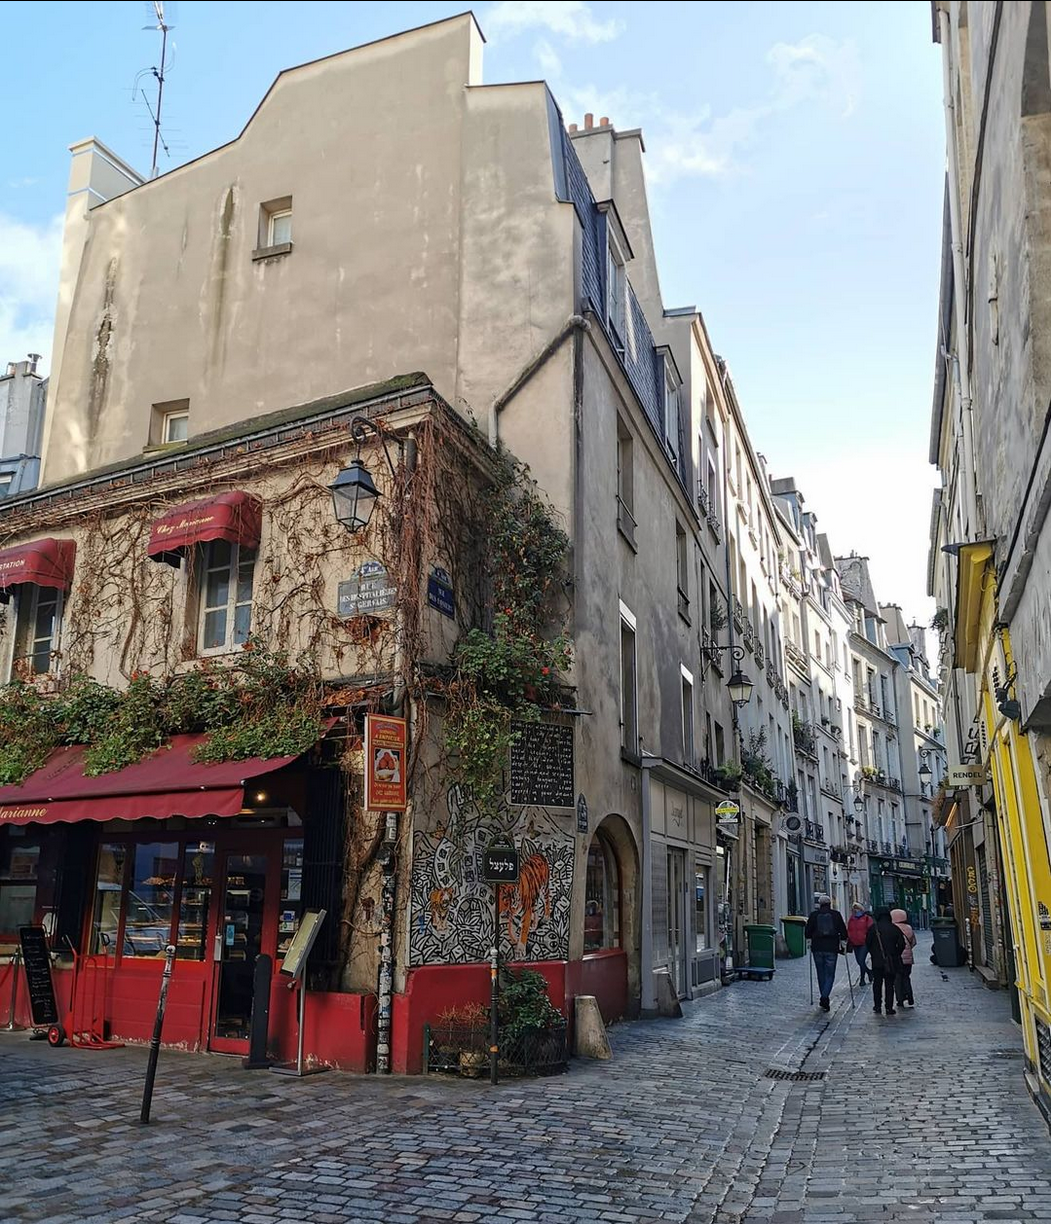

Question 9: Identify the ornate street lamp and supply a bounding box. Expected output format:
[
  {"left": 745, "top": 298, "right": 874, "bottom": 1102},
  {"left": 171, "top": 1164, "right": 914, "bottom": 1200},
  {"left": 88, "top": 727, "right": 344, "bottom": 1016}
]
[
  {"left": 727, "top": 667, "right": 754, "bottom": 709},
  {"left": 329, "top": 416, "right": 398, "bottom": 533}
]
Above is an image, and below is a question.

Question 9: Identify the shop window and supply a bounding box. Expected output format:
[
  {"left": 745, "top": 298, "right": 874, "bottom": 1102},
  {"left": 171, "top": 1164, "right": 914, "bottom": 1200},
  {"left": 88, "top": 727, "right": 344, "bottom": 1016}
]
[
  {"left": 695, "top": 863, "right": 710, "bottom": 951},
  {"left": 0, "top": 829, "right": 42, "bottom": 936},
  {"left": 278, "top": 838, "right": 304, "bottom": 958},
  {"left": 124, "top": 842, "right": 179, "bottom": 957},
  {"left": 12, "top": 585, "right": 62, "bottom": 676},
  {"left": 91, "top": 843, "right": 127, "bottom": 954},
  {"left": 199, "top": 539, "right": 256, "bottom": 653},
  {"left": 583, "top": 832, "right": 621, "bottom": 952},
  {"left": 176, "top": 840, "right": 214, "bottom": 961}
]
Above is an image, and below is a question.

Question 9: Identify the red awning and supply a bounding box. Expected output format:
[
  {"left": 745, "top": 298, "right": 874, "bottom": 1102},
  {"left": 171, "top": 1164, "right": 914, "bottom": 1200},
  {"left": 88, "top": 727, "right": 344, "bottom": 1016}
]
[
  {"left": 0, "top": 733, "right": 302, "bottom": 826},
  {"left": 0, "top": 538, "right": 76, "bottom": 601},
  {"left": 147, "top": 491, "right": 262, "bottom": 567}
]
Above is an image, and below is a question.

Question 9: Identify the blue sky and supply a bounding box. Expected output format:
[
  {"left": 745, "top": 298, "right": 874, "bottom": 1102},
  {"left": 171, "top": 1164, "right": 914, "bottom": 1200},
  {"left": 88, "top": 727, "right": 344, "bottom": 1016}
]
[{"left": 0, "top": 1, "right": 945, "bottom": 622}]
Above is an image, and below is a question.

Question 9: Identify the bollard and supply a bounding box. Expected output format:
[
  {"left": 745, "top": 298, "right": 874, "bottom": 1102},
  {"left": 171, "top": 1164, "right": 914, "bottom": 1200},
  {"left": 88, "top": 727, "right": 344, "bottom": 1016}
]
[
  {"left": 5, "top": 949, "right": 22, "bottom": 1032},
  {"left": 242, "top": 954, "right": 273, "bottom": 1070},
  {"left": 140, "top": 944, "right": 176, "bottom": 1124}
]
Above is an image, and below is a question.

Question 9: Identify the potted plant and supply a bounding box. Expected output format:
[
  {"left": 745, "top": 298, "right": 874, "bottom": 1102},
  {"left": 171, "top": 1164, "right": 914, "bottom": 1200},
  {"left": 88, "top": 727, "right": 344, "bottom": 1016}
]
[
  {"left": 499, "top": 968, "right": 567, "bottom": 1075},
  {"left": 714, "top": 759, "right": 742, "bottom": 791},
  {"left": 429, "top": 1002, "right": 489, "bottom": 1076},
  {"left": 710, "top": 601, "right": 728, "bottom": 633}
]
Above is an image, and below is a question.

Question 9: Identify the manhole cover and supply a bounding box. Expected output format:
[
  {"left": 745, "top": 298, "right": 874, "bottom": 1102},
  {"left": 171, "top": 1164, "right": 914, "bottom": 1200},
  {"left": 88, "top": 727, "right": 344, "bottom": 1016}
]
[{"left": 763, "top": 1068, "right": 827, "bottom": 1081}]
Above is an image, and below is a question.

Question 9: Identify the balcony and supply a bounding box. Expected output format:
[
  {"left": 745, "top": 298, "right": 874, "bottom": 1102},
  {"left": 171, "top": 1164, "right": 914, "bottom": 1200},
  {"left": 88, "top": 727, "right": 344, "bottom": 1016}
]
[
  {"left": 697, "top": 484, "right": 711, "bottom": 519},
  {"left": 867, "top": 839, "right": 878, "bottom": 853},
  {"left": 820, "top": 780, "right": 842, "bottom": 801},
  {"left": 860, "top": 767, "right": 901, "bottom": 793},
  {"left": 708, "top": 511, "right": 722, "bottom": 541},
  {"left": 881, "top": 841, "right": 893, "bottom": 855},
  {"left": 743, "top": 619, "right": 756, "bottom": 652},
  {"left": 733, "top": 597, "right": 744, "bottom": 632},
  {"left": 702, "top": 628, "right": 724, "bottom": 675},
  {"left": 755, "top": 640, "right": 766, "bottom": 669},
  {"left": 783, "top": 780, "right": 799, "bottom": 812},
  {"left": 677, "top": 586, "right": 690, "bottom": 623},
  {"left": 805, "top": 820, "right": 825, "bottom": 844},
  {"left": 779, "top": 563, "right": 803, "bottom": 599},
  {"left": 793, "top": 718, "right": 818, "bottom": 760},
  {"left": 785, "top": 639, "right": 807, "bottom": 673}
]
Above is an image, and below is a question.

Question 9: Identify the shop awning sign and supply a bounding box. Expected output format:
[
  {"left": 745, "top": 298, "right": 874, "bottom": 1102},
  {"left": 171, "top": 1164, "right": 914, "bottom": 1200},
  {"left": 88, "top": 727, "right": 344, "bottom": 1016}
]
[
  {"left": 364, "top": 714, "right": 408, "bottom": 811},
  {"left": 715, "top": 801, "right": 740, "bottom": 819},
  {"left": 948, "top": 764, "right": 988, "bottom": 788}
]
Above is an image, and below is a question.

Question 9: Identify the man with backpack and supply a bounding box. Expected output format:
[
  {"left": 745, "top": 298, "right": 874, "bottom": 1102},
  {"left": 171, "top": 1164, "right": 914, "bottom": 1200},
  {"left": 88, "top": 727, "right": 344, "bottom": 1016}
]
[{"left": 805, "top": 893, "right": 848, "bottom": 1011}]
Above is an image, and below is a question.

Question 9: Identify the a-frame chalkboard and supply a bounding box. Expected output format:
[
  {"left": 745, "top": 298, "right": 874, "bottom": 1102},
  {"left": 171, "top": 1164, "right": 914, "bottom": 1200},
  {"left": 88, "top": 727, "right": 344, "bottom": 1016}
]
[{"left": 18, "top": 926, "right": 59, "bottom": 1028}]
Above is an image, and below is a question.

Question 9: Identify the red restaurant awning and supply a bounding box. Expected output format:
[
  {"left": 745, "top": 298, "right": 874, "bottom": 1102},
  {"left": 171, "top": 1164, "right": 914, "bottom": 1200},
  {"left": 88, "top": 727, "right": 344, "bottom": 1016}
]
[
  {"left": 0, "top": 734, "right": 302, "bottom": 826},
  {"left": 147, "top": 491, "right": 262, "bottom": 567},
  {"left": 0, "top": 538, "right": 76, "bottom": 602}
]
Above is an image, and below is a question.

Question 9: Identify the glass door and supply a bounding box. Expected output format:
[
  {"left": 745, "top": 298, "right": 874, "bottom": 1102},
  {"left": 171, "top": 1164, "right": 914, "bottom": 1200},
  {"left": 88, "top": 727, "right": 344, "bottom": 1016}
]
[
  {"left": 209, "top": 851, "right": 272, "bottom": 1055},
  {"left": 667, "top": 849, "right": 687, "bottom": 998}
]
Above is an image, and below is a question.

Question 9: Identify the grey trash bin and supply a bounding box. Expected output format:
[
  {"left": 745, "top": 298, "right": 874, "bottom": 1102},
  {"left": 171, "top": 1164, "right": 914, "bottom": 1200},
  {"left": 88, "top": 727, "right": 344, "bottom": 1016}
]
[{"left": 931, "top": 917, "right": 960, "bottom": 967}]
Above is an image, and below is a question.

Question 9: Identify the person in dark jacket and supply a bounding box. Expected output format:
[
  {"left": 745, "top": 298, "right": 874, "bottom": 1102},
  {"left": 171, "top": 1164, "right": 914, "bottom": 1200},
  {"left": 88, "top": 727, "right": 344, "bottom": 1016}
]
[
  {"left": 865, "top": 907, "right": 906, "bottom": 1015},
  {"left": 805, "top": 894, "right": 848, "bottom": 1011}
]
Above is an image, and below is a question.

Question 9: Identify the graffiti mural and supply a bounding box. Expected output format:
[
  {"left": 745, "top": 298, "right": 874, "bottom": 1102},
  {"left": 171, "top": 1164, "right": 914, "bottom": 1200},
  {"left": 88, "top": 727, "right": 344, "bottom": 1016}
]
[{"left": 409, "top": 784, "right": 574, "bottom": 965}]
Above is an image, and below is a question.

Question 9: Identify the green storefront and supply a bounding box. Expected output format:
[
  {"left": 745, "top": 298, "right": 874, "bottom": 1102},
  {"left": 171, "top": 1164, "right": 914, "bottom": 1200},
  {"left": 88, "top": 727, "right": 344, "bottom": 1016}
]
[{"left": 868, "top": 856, "right": 930, "bottom": 928}]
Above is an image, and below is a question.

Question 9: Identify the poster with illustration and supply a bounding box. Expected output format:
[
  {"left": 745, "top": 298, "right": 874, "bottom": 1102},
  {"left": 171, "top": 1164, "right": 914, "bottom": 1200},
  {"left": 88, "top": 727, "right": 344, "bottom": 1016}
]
[{"left": 364, "top": 714, "right": 407, "bottom": 811}]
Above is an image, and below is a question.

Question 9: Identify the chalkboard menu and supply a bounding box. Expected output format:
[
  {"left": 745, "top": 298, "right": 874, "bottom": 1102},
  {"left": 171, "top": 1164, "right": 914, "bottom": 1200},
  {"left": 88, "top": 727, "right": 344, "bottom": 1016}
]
[
  {"left": 508, "top": 722, "right": 574, "bottom": 808},
  {"left": 18, "top": 926, "right": 59, "bottom": 1028}
]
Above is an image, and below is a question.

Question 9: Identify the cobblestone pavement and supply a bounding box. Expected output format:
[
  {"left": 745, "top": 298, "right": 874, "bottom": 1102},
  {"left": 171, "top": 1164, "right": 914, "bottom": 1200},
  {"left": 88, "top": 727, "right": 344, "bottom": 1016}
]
[{"left": 2, "top": 937, "right": 1050, "bottom": 1223}]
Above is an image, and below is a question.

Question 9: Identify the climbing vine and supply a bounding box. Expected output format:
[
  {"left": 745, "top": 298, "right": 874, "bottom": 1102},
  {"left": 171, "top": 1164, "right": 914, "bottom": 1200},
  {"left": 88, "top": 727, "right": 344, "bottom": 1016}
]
[
  {"left": 0, "top": 640, "right": 324, "bottom": 784},
  {"left": 440, "top": 455, "right": 572, "bottom": 808}
]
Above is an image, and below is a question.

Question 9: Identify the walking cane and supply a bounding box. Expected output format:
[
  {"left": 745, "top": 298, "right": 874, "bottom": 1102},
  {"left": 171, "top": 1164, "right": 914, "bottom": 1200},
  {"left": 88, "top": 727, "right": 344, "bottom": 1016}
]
[
  {"left": 843, "top": 945, "right": 855, "bottom": 1007},
  {"left": 808, "top": 939, "right": 814, "bottom": 1005}
]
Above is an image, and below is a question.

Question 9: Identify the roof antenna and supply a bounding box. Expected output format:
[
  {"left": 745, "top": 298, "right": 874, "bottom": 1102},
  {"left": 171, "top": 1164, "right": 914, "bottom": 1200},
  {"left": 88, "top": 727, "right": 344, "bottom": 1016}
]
[{"left": 141, "top": 1, "right": 174, "bottom": 178}]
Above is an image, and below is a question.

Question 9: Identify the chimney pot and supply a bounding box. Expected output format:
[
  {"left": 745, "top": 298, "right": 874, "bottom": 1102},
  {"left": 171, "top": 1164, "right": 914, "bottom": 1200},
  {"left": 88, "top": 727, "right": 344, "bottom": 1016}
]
[
  {"left": 568, "top": 123, "right": 578, "bottom": 133},
  {"left": 600, "top": 116, "right": 610, "bottom": 127},
  {"left": 584, "top": 112, "right": 594, "bottom": 130}
]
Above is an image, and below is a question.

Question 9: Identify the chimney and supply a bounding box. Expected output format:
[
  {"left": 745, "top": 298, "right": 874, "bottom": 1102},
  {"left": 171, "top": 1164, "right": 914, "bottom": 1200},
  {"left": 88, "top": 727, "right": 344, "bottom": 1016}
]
[
  {"left": 26, "top": 354, "right": 40, "bottom": 376},
  {"left": 599, "top": 116, "right": 610, "bottom": 127},
  {"left": 584, "top": 113, "right": 594, "bottom": 130},
  {"left": 568, "top": 123, "right": 578, "bottom": 133}
]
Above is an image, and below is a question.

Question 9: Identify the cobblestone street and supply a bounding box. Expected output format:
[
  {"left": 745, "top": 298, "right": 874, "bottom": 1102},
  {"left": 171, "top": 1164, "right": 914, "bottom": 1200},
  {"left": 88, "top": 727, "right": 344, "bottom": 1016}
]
[{"left": 1, "top": 937, "right": 1049, "bottom": 1224}]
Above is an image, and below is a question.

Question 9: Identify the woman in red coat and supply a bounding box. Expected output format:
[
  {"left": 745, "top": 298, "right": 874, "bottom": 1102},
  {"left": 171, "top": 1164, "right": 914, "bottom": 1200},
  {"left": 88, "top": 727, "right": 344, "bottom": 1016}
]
[{"left": 847, "top": 902, "right": 874, "bottom": 984}]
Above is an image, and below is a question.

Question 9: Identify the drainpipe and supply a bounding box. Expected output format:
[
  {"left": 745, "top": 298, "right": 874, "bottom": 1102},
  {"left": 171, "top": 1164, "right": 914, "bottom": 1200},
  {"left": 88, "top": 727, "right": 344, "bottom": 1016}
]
[
  {"left": 938, "top": 7, "right": 980, "bottom": 539},
  {"left": 640, "top": 765, "right": 655, "bottom": 1015},
  {"left": 489, "top": 316, "right": 589, "bottom": 449}
]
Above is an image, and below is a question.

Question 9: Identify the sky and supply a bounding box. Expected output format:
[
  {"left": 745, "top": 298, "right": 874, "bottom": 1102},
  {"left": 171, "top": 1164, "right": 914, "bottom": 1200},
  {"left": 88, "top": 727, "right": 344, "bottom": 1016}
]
[{"left": 0, "top": 0, "right": 946, "bottom": 622}]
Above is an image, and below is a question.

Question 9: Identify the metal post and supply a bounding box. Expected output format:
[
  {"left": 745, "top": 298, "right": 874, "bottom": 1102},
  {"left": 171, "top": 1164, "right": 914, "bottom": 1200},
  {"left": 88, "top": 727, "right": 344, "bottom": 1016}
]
[
  {"left": 375, "top": 811, "right": 397, "bottom": 1074},
  {"left": 5, "top": 950, "right": 21, "bottom": 1031},
  {"left": 140, "top": 944, "right": 176, "bottom": 1124},
  {"left": 490, "top": 885, "right": 500, "bottom": 1087}
]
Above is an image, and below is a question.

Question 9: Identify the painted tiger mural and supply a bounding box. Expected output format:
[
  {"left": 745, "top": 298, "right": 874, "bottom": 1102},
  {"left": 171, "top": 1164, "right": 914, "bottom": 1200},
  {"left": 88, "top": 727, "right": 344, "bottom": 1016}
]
[{"left": 498, "top": 853, "right": 552, "bottom": 951}]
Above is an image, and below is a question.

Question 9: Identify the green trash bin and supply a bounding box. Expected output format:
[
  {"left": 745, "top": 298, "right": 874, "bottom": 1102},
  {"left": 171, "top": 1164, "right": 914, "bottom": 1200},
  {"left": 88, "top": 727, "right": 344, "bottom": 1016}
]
[
  {"left": 744, "top": 923, "right": 777, "bottom": 970},
  {"left": 781, "top": 915, "right": 808, "bottom": 958}
]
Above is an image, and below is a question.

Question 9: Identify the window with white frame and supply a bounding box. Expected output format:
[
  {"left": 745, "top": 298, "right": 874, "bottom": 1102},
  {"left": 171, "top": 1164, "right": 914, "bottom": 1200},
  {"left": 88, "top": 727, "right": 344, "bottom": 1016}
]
[
  {"left": 13, "top": 586, "right": 62, "bottom": 676},
  {"left": 268, "top": 209, "right": 293, "bottom": 246},
  {"left": 199, "top": 540, "right": 256, "bottom": 653},
  {"left": 606, "top": 232, "right": 627, "bottom": 343},
  {"left": 162, "top": 410, "right": 189, "bottom": 444},
  {"left": 681, "top": 666, "right": 694, "bottom": 764},
  {"left": 620, "top": 601, "right": 638, "bottom": 754},
  {"left": 664, "top": 363, "right": 680, "bottom": 464}
]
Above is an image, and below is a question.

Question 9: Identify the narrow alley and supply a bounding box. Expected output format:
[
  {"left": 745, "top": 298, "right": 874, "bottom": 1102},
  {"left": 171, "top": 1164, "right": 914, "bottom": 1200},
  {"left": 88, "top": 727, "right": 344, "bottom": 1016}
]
[{"left": 1, "top": 938, "right": 1047, "bottom": 1224}]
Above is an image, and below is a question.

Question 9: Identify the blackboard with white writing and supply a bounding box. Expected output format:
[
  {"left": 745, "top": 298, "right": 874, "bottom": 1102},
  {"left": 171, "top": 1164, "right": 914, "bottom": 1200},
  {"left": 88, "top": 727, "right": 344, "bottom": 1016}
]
[
  {"left": 18, "top": 926, "right": 59, "bottom": 1028},
  {"left": 508, "top": 722, "right": 574, "bottom": 809}
]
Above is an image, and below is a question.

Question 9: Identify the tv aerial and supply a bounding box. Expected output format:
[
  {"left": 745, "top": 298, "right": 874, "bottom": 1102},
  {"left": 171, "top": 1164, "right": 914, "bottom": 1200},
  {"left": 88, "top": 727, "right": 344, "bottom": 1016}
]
[{"left": 134, "top": 1, "right": 176, "bottom": 179}]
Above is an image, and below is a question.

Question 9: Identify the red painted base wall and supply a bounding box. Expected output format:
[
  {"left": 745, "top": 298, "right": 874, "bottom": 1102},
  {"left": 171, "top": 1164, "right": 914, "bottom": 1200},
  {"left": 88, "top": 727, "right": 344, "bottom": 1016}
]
[
  {"left": 0, "top": 960, "right": 377, "bottom": 1073},
  {"left": 392, "top": 951, "right": 628, "bottom": 1074},
  {"left": 0, "top": 950, "right": 625, "bottom": 1076}
]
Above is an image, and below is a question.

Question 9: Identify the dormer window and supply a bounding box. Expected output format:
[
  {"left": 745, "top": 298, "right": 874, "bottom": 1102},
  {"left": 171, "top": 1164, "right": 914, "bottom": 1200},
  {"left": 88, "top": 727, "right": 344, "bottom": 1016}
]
[
  {"left": 607, "top": 231, "right": 627, "bottom": 344},
  {"left": 664, "top": 365, "right": 680, "bottom": 463}
]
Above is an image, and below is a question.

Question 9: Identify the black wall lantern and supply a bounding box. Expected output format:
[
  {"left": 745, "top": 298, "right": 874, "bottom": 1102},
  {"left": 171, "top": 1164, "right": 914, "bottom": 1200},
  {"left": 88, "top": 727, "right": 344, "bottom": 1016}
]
[{"left": 329, "top": 416, "right": 399, "bottom": 533}]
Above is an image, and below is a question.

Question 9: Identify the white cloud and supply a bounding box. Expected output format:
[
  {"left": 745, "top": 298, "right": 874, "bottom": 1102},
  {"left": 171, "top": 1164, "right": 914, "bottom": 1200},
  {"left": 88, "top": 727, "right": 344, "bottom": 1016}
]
[
  {"left": 484, "top": 1, "right": 623, "bottom": 44},
  {"left": 551, "top": 33, "right": 861, "bottom": 187},
  {"left": 534, "top": 38, "right": 563, "bottom": 79},
  {"left": 0, "top": 212, "right": 63, "bottom": 375}
]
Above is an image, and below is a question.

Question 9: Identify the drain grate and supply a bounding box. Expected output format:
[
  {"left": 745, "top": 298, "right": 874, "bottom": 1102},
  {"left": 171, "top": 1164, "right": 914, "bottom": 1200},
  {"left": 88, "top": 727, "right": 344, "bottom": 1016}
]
[{"left": 763, "top": 1068, "right": 827, "bottom": 1081}]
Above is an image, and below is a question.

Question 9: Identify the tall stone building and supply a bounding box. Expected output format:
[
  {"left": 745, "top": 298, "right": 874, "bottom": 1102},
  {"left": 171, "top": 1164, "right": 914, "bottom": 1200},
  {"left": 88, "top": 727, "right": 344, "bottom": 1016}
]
[
  {"left": 0, "top": 13, "right": 822, "bottom": 1067},
  {"left": 929, "top": 0, "right": 1051, "bottom": 1105}
]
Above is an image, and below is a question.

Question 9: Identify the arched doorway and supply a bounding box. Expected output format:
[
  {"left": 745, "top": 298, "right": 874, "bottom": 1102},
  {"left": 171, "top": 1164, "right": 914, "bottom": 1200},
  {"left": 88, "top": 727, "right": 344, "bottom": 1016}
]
[{"left": 581, "top": 815, "right": 639, "bottom": 1020}]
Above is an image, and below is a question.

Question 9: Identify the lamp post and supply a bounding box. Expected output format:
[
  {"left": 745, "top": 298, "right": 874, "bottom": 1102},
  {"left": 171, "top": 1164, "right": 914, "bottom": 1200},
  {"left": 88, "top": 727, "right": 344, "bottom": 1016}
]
[{"left": 329, "top": 416, "right": 399, "bottom": 533}]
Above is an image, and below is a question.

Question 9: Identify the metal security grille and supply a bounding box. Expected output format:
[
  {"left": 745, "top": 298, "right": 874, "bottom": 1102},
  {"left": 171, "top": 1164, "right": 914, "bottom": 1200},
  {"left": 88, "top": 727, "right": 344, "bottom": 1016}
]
[
  {"left": 1035, "top": 1017, "right": 1051, "bottom": 1083},
  {"left": 763, "top": 1068, "right": 827, "bottom": 1082},
  {"left": 979, "top": 847, "right": 995, "bottom": 964}
]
